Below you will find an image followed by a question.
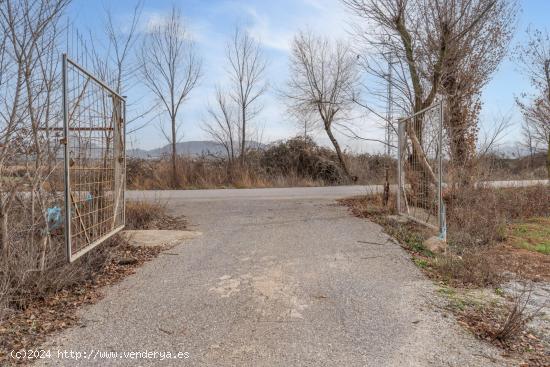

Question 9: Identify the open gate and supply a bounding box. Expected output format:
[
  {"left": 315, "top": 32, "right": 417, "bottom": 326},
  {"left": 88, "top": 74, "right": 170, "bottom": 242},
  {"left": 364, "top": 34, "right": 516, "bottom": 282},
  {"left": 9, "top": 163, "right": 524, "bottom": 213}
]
[
  {"left": 397, "top": 101, "right": 446, "bottom": 240},
  {"left": 62, "top": 54, "right": 126, "bottom": 262}
]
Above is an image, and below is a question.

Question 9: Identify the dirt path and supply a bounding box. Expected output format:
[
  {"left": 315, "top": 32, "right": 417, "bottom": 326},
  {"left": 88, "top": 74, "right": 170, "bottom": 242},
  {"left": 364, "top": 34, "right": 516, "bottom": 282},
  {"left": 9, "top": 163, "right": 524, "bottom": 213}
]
[{"left": 37, "top": 188, "right": 514, "bottom": 366}]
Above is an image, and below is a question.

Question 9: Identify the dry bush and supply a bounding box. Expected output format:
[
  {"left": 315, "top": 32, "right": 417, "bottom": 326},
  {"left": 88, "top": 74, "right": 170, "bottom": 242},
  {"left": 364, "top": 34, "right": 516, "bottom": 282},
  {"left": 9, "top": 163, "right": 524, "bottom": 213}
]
[
  {"left": 125, "top": 200, "right": 187, "bottom": 230},
  {"left": 127, "top": 156, "right": 230, "bottom": 189},
  {"left": 460, "top": 283, "right": 543, "bottom": 344},
  {"left": 0, "top": 199, "right": 182, "bottom": 321},
  {"left": 434, "top": 185, "right": 548, "bottom": 285},
  {"left": 477, "top": 152, "right": 548, "bottom": 181},
  {"left": 339, "top": 190, "right": 398, "bottom": 219},
  {"left": 7, "top": 238, "right": 114, "bottom": 312},
  {"left": 125, "top": 200, "right": 166, "bottom": 229},
  {"left": 0, "top": 197, "right": 184, "bottom": 360},
  {"left": 445, "top": 185, "right": 550, "bottom": 250},
  {"left": 0, "top": 237, "right": 165, "bottom": 363},
  {"left": 126, "top": 136, "right": 387, "bottom": 190},
  {"left": 492, "top": 285, "right": 538, "bottom": 342},
  {"left": 433, "top": 250, "right": 502, "bottom": 287},
  {"left": 260, "top": 136, "right": 346, "bottom": 184},
  {"left": 0, "top": 204, "right": 115, "bottom": 315},
  {"left": 341, "top": 185, "right": 549, "bottom": 287},
  {"left": 349, "top": 154, "right": 395, "bottom": 185},
  {"left": 454, "top": 282, "right": 549, "bottom": 364}
]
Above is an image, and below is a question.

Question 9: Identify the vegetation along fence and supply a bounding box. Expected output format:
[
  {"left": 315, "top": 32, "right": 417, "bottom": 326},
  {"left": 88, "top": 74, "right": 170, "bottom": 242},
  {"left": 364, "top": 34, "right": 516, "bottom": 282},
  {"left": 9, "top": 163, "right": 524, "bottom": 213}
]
[{"left": 397, "top": 101, "right": 446, "bottom": 240}]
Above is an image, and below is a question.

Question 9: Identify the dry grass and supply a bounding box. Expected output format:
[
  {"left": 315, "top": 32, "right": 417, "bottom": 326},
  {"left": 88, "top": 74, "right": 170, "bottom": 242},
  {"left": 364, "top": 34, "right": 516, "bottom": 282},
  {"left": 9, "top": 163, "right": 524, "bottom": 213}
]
[
  {"left": 445, "top": 185, "right": 550, "bottom": 250},
  {"left": 341, "top": 185, "right": 550, "bottom": 287},
  {"left": 0, "top": 237, "right": 164, "bottom": 364},
  {"left": 124, "top": 200, "right": 187, "bottom": 230},
  {"left": 126, "top": 136, "right": 393, "bottom": 190},
  {"left": 432, "top": 250, "right": 502, "bottom": 287},
  {"left": 477, "top": 152, "right": 548, "bottom": 181},
  {"left": 452, "top": 284, "right": 548, "bottom": 366},
  {"left": 340, "top": 185, "right": 550, "bottom": 364},
  {"left": 0, "top": 200, "right": 185, "bottom": 363}
]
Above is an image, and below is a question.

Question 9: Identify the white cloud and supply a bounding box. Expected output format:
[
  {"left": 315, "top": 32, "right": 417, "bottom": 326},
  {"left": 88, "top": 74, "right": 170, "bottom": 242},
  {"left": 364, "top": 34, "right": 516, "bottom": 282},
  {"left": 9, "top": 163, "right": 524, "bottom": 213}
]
[
  {"left": 226, "top": 0, "right": 351, "bottom": 52},
  {"left": 243, "top": 7, "right": 294, "bottom": 52}
]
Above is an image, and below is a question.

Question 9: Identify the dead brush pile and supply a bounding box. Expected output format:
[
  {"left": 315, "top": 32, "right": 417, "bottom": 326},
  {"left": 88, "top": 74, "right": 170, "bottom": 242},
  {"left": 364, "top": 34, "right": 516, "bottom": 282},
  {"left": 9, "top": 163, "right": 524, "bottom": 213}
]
[{"left": 259, "top": 136, "right": 345, "bottom": 184}]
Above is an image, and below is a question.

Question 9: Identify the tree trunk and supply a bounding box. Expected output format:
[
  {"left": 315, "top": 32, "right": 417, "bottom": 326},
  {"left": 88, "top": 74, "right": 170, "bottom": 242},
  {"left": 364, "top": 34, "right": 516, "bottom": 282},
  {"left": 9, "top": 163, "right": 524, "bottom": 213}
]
[
  {"left": 171, "top": 115, "right": 178, "bottom": 188},
  {"left": 240, "top": 107, "right": 246, "bottom": 167},
  {"left": 324, "top": 123, "right": 352, "bottom": 180},
  {"left": 547, "top": 135, "right": 550, "bottom": 180},
  {"left": 0, "top": 209, "right": 8, "bottom": 258}
]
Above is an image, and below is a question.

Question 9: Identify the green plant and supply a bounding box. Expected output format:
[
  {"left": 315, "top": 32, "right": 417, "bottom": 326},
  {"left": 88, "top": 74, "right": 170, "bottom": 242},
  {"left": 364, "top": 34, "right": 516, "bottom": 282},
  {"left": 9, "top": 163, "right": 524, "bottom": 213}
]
[{"left": 413, "top": 257, "right": 429, "bottom": 269}]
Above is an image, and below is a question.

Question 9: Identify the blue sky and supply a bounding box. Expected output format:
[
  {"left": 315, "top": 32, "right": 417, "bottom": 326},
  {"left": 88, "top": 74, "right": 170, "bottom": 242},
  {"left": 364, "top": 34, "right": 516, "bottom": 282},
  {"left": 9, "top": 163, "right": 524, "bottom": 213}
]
[{"left": 67, "top": 0, "right": 550, "bottom": 152}]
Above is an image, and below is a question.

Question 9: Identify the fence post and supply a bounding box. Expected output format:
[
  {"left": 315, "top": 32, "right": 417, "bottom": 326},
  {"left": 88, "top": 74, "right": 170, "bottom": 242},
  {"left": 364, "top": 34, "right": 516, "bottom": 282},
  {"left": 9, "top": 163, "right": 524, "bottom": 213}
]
[
  {"left": 397, "top": 119, "right": 404, "bottom": 214},
  {"left": 62, "top": 53, "right": 72, "bottom": 262},
  {"left": 438, "top": 100, "right": 446, "bottom": 241},
  {"left": 122, "top": 98, "right": 127, "bottom": 226}
]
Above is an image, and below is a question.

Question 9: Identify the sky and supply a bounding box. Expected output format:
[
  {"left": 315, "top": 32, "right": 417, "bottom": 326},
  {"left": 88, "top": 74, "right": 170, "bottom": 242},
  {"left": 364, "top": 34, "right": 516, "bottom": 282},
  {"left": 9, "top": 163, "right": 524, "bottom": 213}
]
[{"left": 66, "top": 0, "right": 550, "bottom": 153}]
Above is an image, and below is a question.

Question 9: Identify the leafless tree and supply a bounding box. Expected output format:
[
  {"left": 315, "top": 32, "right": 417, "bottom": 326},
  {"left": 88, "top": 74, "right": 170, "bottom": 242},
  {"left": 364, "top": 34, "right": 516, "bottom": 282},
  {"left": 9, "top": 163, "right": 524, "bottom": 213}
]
[
  {"left": 343, "top": 0, "right": 517, "bottom": 180},
  {"left": 285, "top": 31, "right": 359, "bottom": 179},
  {"left": 291, "top": 107, "right": 317, "bottom": 141},
  {"left": 521, "top": 119, "right": 539, "bottom": 167},
  {"left": 0, "top": 0, "right": 69, "bottom": 259},
  {"left": 226, "top": 27, "right": 267, "bottom": 166},
  {"left": 97, "top": 1, "right": 158, "bottom": 134},
  {"left": 203, "top": 26, "right": 266, "bottom": 170},
  {"left": 139, "top": 7, "right": 202, "bottom": 187},
  {"left": 203, "top": 87, "right": 238, "bottom": 168},
  {"left": 515, "top": 27, "right": 550, "bottom": 178}
]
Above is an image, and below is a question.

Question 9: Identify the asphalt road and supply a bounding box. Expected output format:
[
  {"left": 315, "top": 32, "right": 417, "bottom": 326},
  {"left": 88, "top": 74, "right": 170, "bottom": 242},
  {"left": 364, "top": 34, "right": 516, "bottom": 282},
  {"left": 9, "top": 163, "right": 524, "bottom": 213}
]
[{"left": 37, "top": 186, "right": 516, "bottom": 366}]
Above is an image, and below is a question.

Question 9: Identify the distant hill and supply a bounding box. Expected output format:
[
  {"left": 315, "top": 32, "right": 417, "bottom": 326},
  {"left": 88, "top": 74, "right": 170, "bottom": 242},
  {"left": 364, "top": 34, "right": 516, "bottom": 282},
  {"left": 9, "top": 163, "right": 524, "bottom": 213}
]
[{"left": 127, "top": 140, "right": 264, "bottom": 159}]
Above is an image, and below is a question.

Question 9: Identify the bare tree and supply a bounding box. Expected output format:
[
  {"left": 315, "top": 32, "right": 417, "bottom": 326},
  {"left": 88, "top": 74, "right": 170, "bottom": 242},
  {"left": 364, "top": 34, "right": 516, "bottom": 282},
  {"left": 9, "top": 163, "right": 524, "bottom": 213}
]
[
  {"left": 99, "top": 1, "right": 158, "bottom": 134},
  {"left": 203, "top": 87, "right": 238, "bottom": 168},
  {"left": 521, "top": 118, "right": 538, "bottom": 167},
  {"left": 226, "top": 27, "right": 267, "bottom": 166},
  {"left": 0, "top": 0, "right": 69, "bottom": 258},
  {"left": 515, "top": 27, "right": 550, "bottom": 178},
  {"left": 202, "top": 26, "right": 266, "bottom": 171},
  {"left": 285, "top": 31, "right": 359, "bottom": 179},
  {"left": 343, "top": 0, "right": 517, "bottom": 179},
  {"left": 139, "top": 7, "right": 202, "bottom": 187}
]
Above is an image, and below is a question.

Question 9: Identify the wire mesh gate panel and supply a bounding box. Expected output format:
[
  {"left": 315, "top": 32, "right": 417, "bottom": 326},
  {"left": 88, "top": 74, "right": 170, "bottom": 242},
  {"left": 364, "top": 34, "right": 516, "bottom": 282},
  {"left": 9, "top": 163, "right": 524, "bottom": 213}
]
[
  {"left": 397, "top": 101, "right": 446, "bottom": 240},
  {"left": 62, "top": 54, "right": 126, "bottom": 262}
]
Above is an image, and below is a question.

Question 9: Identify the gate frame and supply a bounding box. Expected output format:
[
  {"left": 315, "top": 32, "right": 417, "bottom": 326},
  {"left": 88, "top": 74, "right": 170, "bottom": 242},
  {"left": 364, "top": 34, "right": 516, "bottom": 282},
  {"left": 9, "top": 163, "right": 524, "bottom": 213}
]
[
  {"left": 62, "top": 53, "right": 126, "bottom": 263},
  {"left": 397, "top": 100, "right": 446, "bottom": 241}
]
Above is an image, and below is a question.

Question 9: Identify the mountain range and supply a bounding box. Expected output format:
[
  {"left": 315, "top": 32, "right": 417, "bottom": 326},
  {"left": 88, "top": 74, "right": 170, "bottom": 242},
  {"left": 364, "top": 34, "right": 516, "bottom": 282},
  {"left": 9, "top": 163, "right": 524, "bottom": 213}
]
[{"left": 127, "top": 140, "right": 264, "bottom": 159}]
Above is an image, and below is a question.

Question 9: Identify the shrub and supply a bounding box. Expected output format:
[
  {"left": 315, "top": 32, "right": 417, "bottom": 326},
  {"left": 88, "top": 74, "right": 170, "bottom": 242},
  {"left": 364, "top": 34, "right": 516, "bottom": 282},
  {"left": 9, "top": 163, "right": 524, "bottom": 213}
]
[
  {"left": 445, "top": 185, "right": 550, "bottom": 250},
  {"left": 260, "top": 136, "right": 345, "bottom": 183},
  {"left": 0, "top": 199, "right": 181, "bottom": 320}
]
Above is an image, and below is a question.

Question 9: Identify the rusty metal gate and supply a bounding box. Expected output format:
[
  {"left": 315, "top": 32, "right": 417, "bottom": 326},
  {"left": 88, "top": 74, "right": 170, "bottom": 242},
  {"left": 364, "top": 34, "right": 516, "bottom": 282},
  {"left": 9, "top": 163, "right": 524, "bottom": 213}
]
[
  {"left": 397, "top": 101, "right": 446, "bottom": 240},
  {"left": 62, "top": 54, "right": 126, "bottom": 262}
]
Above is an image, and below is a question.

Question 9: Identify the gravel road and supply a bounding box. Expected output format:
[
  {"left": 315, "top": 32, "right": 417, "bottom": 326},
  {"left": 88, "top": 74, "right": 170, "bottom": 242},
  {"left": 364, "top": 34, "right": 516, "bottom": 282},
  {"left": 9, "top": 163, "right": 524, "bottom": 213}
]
[{"left": 37, "top": 187, "right": 516, "bottom": 366}]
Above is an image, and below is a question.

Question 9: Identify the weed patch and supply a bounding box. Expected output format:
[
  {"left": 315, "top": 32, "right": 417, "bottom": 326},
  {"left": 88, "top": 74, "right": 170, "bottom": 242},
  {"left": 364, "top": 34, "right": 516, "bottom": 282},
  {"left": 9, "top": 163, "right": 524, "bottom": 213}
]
[
  {"left": 340, "top": 187, "right": 550, "bottom": 364},
  {"left": 0, "top": 201, "right": 185, "bottom": 364},
  {"left": 508, "top": 217, "right": 550, "bottom": 255}
]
